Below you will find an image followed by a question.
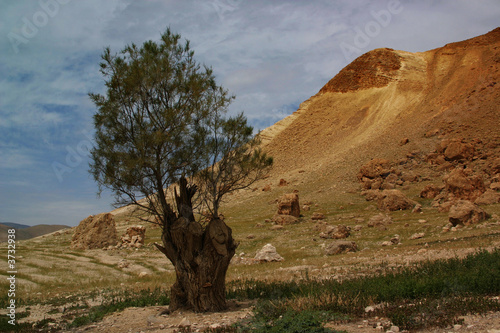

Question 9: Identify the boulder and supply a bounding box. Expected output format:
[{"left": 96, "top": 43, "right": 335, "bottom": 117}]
[
  {"left": 358, "top": 158, "right": 391, "bottom": 189},
  {"left": 121, "top": 226, "right": 146, "bottom": 248},
  {"left": 448, "top": 200, "right": 490, "bottom": 226},
  {"left": 272, "top": 214, "right": 298, "bottom": 225},
  {"left": 475, "top": 190, "right": 500, "bottom": 205},
  {"left": 254, "top": 244, "right": 284, "bottom": 262},
  {"left": 442, "top": 139, "right": 475, "bottom": 161},
  {"left": 363, "top": 189, "right": 416, "bottom": 211},
  {"left": 443, "top": 168, "right": 485, "bottom": 201},
  {"left": 377, "top": 190, "right": 417, "bottom": 211},
  {"left": 277, "top": 193, "right": 300, "bottom": 217},
  {"left": 71, "top": 213, "right": 118, "bottom": 250},
  {"left": 358, "top": 158, "right": 391, "bottom": 180},
  {"left": 319, "top": 225, "right": 350, "bottom": 239},
  {"left": 420, "top": 184, "right": 444, "bottom": 199},
  {"left": 324, "top": 241, "right": 357, "bottom": 255}
]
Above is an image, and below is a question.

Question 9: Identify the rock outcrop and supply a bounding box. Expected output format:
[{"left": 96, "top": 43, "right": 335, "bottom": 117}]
[
  {"left": 120, "top": 226, "right": 146, "bottom": 248},
  {"left": 448, "top": 200, "right": 490, "bottom": 226},
  {"left": 443, "top": 168, "right": 486, "bottom": 202},
  {"left": 71, "top": 213, "right": 118, "bottom": 250},
  {"left": 277, "top": 193, "right": 300, "bottom": 217}
]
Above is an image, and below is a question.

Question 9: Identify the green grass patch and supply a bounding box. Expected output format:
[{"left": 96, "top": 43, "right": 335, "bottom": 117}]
[
  {"left": 68, "top": 287, "right": 169, "bottom": 328},
  {"left": 228, "top": 248, "right": 500, "bottom": 330}
]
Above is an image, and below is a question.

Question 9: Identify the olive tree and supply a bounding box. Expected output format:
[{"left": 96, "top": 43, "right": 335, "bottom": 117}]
[{"left": 89, "top": 29, "right": 272, "bottom": 312}]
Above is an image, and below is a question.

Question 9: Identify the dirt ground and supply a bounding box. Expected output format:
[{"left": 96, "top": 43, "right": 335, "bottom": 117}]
[{"left": 60, "top": 302, "right": 500, "bottom": 333}]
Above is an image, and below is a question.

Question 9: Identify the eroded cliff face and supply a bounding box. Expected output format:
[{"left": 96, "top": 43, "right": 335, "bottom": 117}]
[{"left": 258, "top": 28, "right": 500, "bottom": 189}]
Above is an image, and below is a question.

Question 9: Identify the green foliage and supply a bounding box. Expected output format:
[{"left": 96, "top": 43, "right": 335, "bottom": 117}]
[
  {"left": 89, "top": 28, "right": 228, "bottom": 210},
  {"left": 229, "top": 249, "right": 500, "bottom": 331},
  {"left": 89, "top": 27, "right": 271, "bottom": 223},
  {"left": 68, "top": 287, "right": 169, "bottom": 328},
  {"left": 239, "top": 308, "right": 346, "bottom": 333},
  {"left": 195, "top": 111, "right": 272, "bottom": 218},
  {"left": 259, "top": 310, "right": 338, "bottom": 333}
]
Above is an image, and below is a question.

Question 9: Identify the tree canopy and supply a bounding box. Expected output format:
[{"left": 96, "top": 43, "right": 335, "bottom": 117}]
[{"left": 89, "top": 27, "right": 272, "bottom": 226}]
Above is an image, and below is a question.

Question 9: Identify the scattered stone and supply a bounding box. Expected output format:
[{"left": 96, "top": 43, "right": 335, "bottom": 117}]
[
  {"left": 412, "top": 203, "right": 422, "bottom": 213},
  {"left": 272, "top": 214, "right": 298, "bottom": 225},
  {"left": 117, "top": 259, "right": 129, "bottom": 269},
  {"left": 178, "top": 317, "right": 191, "bottom": 327},
  {"left": 279, "top": 179, "right": 288, "bottom": 186},
  {"left": 277, "top": 193, "right": 300, "bottom": 217},
  {"left": 410, "top": 233, "right": 425, "bottom": 240},
  {"left": 324, "top": 241, "right": 357, "bottom": 255},
  {"left": 262, "top": 184, "right": 271, "bottom": 192},
  {"left": 302, "top": 205, "right": 311, "bottom": 211},
  {"left": 254, "top": 244, "right": 284, "bottom": 262},
  {"left": 120, "top": 226, "right": 146, "bottom": 248},
  {"left": 448, "top": 200, "right": 490, "bottom": 226},
  {"left": 442, "top": 223, "right": 452, "bottom": 232},
  {"left": 319, "top": 225, "right": 350, "bottom": 239},
  {"left": 367, "top": 213, "right": 392, "bottom": 228},
  {"left": 270, "top": 225, "right": 284, "bottom": 231},
  {"left": 138, "top": 272, "right": 149, "bottom": 278},
  {"left": 311, "top": 212, "right": 325, "bottom": 220},
  {"left": 71, "top": 213, "right": 118, "bottom": 250},
  {"left": 390, "top": 234, "right": 400, "bottom": 244}
]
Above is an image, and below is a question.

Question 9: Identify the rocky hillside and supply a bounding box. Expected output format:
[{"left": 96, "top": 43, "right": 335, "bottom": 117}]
[{"left": 257, "top": 27, "right": 500, "bottom": 196}]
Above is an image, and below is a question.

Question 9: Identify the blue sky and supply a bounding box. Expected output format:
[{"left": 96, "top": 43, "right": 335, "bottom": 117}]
[{"left": 1, "top": 0, "right": 499, "bottom": 226}]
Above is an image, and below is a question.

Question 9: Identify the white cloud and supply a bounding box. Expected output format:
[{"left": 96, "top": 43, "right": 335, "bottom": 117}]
[{"left": 1, "top": 0, "right": 499, "bottom": 225}]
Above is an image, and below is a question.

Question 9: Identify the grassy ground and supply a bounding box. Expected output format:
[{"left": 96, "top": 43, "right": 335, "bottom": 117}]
[{"left": 0, "top": 183, "right": 499, "bottom": 331}]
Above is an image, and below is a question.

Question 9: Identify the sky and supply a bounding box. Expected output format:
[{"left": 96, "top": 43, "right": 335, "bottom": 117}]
[{"left": 1, "top": 0, "right": 499, "bottom": 227}]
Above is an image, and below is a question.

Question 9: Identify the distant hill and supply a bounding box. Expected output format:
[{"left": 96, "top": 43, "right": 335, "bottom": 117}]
[
  {"left": 0, "top": 223, "right": 70, "bottom": 242},
  {"left": 1, "top": 222, "right": 30, "bottom": 229}
]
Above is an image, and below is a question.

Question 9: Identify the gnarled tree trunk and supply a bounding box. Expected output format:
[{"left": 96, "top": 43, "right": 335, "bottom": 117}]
[{"left": 155, "top": 177, "right": 237, "bottom": 312}]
